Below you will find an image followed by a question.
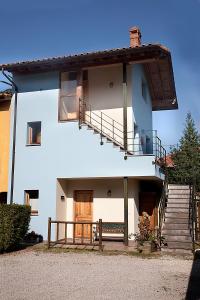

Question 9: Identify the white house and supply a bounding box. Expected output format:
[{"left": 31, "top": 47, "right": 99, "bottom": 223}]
[{"left": 1, "top": 27, "right": 177, "bottom": 245}]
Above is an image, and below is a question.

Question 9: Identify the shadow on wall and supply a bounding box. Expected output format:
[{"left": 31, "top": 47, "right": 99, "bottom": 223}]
[
  {"left": 186, "top": 250, "right": 200, "bottom": 300},
  {"left": 14, "top": 72, "right": 60, "bottom": 93},
  {"left": 58, "top": 178, "right": 134, "bottom": 199}
]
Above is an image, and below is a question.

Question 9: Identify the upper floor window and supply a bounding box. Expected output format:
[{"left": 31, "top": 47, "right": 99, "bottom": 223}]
[
  {"left": 27, "top": 122, "right": 41, "bottom": 145},
  {"left": 141, "top": 79, "right": 147, "bottom": 102},
  {"left": 59, "top": 72, "right": 78, "bottom": 121},
  {"left": 25, "top": 190, "right": 39, "bottom": 216}
]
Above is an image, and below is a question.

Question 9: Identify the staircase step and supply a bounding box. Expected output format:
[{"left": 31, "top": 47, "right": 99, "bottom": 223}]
[
  {"left": 164, "top": 235, "right": 192, "bottom": 242},
  {"left": 162, "top": 229, "right": 190, "bottom": 235},
  {"left": 106, "top": 139, "right": 115, "bottom": 143},
  {"left": 165, "top": 241, "right": 192, "bottom": 250},
  {"left": 167, "top": 203, "right": 189, "bottom": 208},
  {"left": 165, "top": 212, "right": 189, "bottom": 218},
  {"left": 93, "top": 130, "right": 100, "bottom": 134},
  {"left": 164, "top": 218, "right": 189, "bottom": 224},
  {"left": 161, "top": 248, "right": 193, "bottom": 254},
  {"left": 168, "top": 190, "right": 191, "bottom": 195},
  {"left": 168, "top": 194, "right": 190, "bottom": 199},
  {"left": 83, "top": 118, "right": 143, "bottom": 159},
  {"left": 113, "top": 144, "right": 120, "bottom": 148},
  {"left": 87, "top": 126, "right": 95, "bottom": 130},
  {"left": 167, "top": 202, "right": 190, "bottom": 207},
  {"left": 167, "top": 198, "right": 190, "bottom": 204},
  {"left": 106, "top": 138, "right": 114, "bottom": 143},
  {"left": 168, "top": 185, "right": 190, "bottom": 190},
  {"left": 163, "top": 223, "right": 189, "bottom": 230},
  {"left": 166, "top": 208, "right": 189, "bottom": 213}
]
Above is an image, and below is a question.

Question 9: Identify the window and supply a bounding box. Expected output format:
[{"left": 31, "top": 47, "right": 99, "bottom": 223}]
[
  {"left": 27, "top": 122, "right": 41, "bottom": 145},
  {"left": 0, "top": 192, "right": 7, "bottom": 204},
  {"left": 141, "top": 79, "right": 147, "bottom": 102},
  {"left": 25, "top": 190, "right": 39, "bottom": 216},
  {"left": 59, "top": 72, "right": 78, "bottom": 121}
]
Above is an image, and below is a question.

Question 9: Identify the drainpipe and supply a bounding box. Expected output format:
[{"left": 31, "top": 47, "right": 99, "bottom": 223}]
[
  {"left": 123, "top": 63, "right": 128, "bottom": 159},
  {"left": 1, "top": 68, "right": 18, "bottom": 204}
]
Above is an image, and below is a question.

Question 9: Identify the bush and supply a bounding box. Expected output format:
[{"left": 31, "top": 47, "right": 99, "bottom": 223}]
[
  {"left": 0, "top": 204, "right": 31, "bottom": 252},
  {"left": 134, "top": 212, "right": 154, "bottom": 244},
  {"left": 24, "top": 231, "right": 43, "bottom": 243}
]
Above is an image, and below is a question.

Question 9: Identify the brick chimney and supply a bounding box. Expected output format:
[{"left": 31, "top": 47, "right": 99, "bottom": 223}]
[{"left": 129, "top": 27, "right": 141, "bottom": 47}]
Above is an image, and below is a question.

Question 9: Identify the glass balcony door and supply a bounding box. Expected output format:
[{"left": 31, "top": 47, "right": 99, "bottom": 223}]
[{"left": 59, "top": 72, "right": 78, "bottom": 121}]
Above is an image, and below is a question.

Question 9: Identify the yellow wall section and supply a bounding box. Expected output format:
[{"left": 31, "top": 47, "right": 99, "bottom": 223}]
[{"left": 0, "top": 101, "right": 11, "bottom": 192}]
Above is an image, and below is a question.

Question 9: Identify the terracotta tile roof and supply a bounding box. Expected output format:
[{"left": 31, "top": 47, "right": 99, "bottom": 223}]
[
  {"left": 0, "top": 44, "right": 164, "bottom": 69},
  {"left": 0, "top": 89, "right": 12, "bottom": 101},
  {"left": 0, "top": 44, "right": 178, "bottom": 111},
  {"left": 166, "top": 154, "right": 174, "bottom": 168}
]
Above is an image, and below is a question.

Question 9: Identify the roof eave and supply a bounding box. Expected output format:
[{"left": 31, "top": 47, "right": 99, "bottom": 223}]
[
  {"left": 0, "top": 45, "right": 169, "bottom": 73},
  {"left": 0, "top": 44, "right": 177, "bottom": 109},
  {"left": 0, "top": 93, "right": 12, "bottom": 102},
  {"left": 152, "top": 102, "right": 178, "bottom": 111}
]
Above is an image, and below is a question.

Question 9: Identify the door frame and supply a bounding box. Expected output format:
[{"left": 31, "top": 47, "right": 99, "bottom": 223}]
[
  {"left": 73, "top": 190, "right": 93, "bottom": 238},
  {"left": 139, "top": 192, "right": 158, "bottom": 229},
  {"left": 73, "top": 190, "right": 94, "bottom": 222}
]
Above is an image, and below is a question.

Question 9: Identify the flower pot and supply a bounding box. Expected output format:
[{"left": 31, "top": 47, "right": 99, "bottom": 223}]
[
  {"left": 142, "top": 241, "right": 152, "bottom": 254},
  {"left": 137, "top": 241, "right": 154, "bottom": 254}
]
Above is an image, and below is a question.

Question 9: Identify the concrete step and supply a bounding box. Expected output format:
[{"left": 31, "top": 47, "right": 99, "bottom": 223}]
[
  {"left": 167, "top": 203, "right": 189, "bottom": 208},
  {"left": 168, "top": 191, "right": 190, "bottom": 196},
  {"left": 168, "top": 185, "right": 190, "bottom": 190},
  {"left": 162, "top": 229, "right": 190, "bottom": 235},
  {"left": 163, "top": 223, "right": 189, "bottom": 230},
  {"left": 165, "top": 212, "right": 189, "bottom": 218},
  {"left": 168, "top": 194, "right": 190, "bottom": 199},
  {"left": 164, "top": 235, "right": 192, "bottom": 242},
  {"left": 168, "top": 192, "right": 191, "bottom": 197},
  {"left": 168, "top": 189, "right": 190, "bottom": 195},
  {"left": 166, "top": 208, "right": 189, "bottom": 213},
  {"left": 167, "top": 199, "right": 190, "bottom": 206},
  {"left": 164, "top": 218, "right": 189, "bottom": 224},
  {"left": 166, "top": 241, "right": 192, "bottom": 250},
  {"left": 161, "top": 248, "right": 193, "bottom": 255}
]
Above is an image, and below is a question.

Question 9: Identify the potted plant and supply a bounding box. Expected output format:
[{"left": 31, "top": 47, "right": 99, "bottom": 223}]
[{"left": 134, "top": 212, "right": 156, "bottom": 254}]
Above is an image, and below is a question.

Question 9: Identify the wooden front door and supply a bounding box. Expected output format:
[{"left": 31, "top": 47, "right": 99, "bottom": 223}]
[
  {"left": 74, "top": 190, "right": 93, "bottom": 238},
  {"left": 139, "top": 192, "right": 158, "bottom": 230}
]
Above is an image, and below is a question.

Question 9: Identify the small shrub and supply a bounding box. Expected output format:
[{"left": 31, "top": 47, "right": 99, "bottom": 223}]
[
  {"left": 24, "top": 231, "right": 43, "bottom": 243},
  {"left": 134, "top": 212, "right": 154, "bottom": 244},
  {"left": 0, "top": 204, "right": 31, "bottom": 252}
]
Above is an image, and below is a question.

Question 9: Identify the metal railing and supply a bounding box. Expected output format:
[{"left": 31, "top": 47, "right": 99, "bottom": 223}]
[
  {"left": 79, "top": 98, "right": 166, "bottom": 162},
  {"left": 158, "top": 170, "right": 168, "bottom": 246},
  {"left": 189, "top": 180, "right": 200, "bottom": 252},
  {"left": 79, "top": 98, "right": 125, "bottom": 148}
]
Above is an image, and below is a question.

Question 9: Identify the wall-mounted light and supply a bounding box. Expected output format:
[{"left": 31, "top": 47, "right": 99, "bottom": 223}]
[
  {"left": 107, "top": 190, "right": 112, "bottom": 197},
  {"left": 61, "top": 195, "right": 65, "bottom": 201}
]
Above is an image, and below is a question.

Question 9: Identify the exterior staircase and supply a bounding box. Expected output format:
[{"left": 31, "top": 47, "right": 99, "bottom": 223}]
[
  {"left": 79, "top": 98, "right": 166, "bottom": 161},
  {"left": 162, "top": 184, "right": 193, "bottom": 253}
]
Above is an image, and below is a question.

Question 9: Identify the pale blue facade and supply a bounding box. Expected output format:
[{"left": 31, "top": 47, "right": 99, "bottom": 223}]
[{"left": 8, "top": 64, "right": 164, "bottom": 238}]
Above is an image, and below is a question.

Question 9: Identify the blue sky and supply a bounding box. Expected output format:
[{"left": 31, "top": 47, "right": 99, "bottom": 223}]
[{"left": 0, "top": 0, "right": 199, "bottom": 151}]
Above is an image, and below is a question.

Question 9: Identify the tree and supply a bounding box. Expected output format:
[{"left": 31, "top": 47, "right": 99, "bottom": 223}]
[{"left": 168, "top": 113, "right": 200, "bottom": 189}]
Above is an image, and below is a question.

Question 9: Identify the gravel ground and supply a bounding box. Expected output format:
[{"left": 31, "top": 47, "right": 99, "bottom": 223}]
[{"left": 0, "top": 249, "right": 198, "bottom": 300}]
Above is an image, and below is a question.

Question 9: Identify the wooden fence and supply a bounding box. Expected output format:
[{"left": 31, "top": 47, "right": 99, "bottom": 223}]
[{"left": 47, "top": 217, "right": 103, "bottom": 251}]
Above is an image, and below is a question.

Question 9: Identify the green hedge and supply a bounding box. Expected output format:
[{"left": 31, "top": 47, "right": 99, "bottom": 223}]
[{"left": 0, "top": 204, "right": 31, "bottom": 252}]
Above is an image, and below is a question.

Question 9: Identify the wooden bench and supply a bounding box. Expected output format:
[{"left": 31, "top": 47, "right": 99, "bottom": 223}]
[{"left": 94, "top": 222, "right": 124, "bottom": 241}]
